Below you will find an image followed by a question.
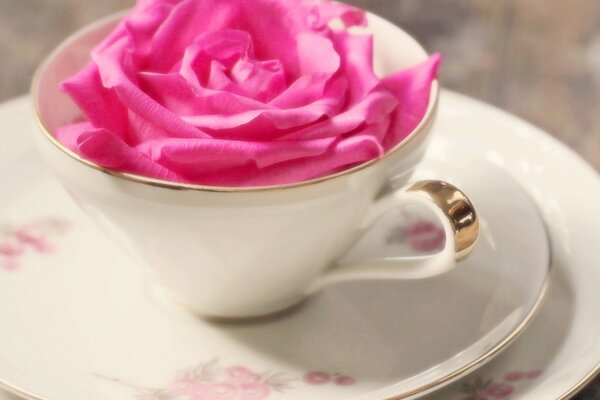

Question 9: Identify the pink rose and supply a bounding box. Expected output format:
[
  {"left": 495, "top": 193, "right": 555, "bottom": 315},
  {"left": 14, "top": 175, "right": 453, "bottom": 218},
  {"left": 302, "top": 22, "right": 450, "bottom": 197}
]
[
  {"left": 239, "top": 381, "right": 271, "bottom": 400},
  {"left": 58, "top": 0, "right": 439, "bottom": 187},
  {"left": 334, "top": 375, "right": 356, "bottom": 386},
  {"left": 0, "top": 240, "right": 25, "bottom": 257},
  {"left": 15, "top": 226, "right": 54, "bottom": 253},
  {"left": 485, "top": 383, "right": 514, "bottom": 398},
  {"left": 303, "top": 371, "right": 330, "bottom": 385},
  {"left": 405, "top": 221, "right": 446, "bottom": 252},
  {"left": 504, "top": 371, "right": 526, "bottom": 382},
  {"left": 225, "top": 366, "right": 258, "bottom": 383},
  {"left": 167, "top": 378, "right": 206, "bottom": 397},
  {"left": 193, "top": 382, "right": 241, "bottom": 400}
]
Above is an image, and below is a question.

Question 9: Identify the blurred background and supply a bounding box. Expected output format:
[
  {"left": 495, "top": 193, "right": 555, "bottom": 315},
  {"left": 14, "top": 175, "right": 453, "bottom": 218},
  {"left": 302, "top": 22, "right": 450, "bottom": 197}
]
[
  {"left": 0, "top": 0, "right": 598, "bottom": 171},
  {"left": 0, "top": 1, "right": 598, "bottom": 399}
]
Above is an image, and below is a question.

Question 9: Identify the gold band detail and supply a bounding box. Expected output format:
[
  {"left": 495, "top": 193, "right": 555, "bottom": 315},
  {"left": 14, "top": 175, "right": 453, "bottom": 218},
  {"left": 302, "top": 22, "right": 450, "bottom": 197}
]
[{"left": 407, "top": 180, "right": 480, "bottom": 261}]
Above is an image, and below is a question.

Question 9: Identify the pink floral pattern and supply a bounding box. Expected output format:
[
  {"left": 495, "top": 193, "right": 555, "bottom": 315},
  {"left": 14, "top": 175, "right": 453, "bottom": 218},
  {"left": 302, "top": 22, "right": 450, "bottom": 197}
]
[
  {"left": 459, "top": 370, "right": 543, "bottom": 399},
  {"left": 404, "top": 221, "right": 446, "bottom": 252},
  {"left": 99, "top": 361, "right": 358, "bottom": 399},
  {"left": 303, "top": 372, "right": 330, "bottom": 385},
  {"left": 387, "top": 219, "right": 446, "bottom": 253},
  {"left": 100, "top": 360, "right": 295, "bottom": 399},
  {"left": 303, "top": 371, "right": 356, "bottom": 387},
  {"left": 0, "top": 218, "right": 70, "bottom": 270}
]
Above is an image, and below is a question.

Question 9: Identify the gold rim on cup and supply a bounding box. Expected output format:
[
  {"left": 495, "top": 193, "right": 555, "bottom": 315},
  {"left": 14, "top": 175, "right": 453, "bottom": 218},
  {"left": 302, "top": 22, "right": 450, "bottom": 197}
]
[{"left": 31, "top": 12, "right": 440, "bottom": 193}]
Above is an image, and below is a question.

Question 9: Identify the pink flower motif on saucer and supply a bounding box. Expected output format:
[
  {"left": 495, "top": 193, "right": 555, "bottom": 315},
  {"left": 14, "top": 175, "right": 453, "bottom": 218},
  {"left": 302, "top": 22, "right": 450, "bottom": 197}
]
[
  {"left": 405, "top": 221, "right": 446, "bottom": 252},
  {"left": 303, "top": 372, "right": 330, "bottom": 385},
  {"left": 458, "top": 369, "right": 543, "bottom": 399},
  {"left": 504, "top": 371, "right": 526, "bottom": 381},
  {"left": 226, "top": 366, "right": 259, "bottom": 384},
  {"left": 167, "top": 378, "right": 205, "bottom": 397},
  {"left": 334, "top": 375, "right": 356, "bottom": 386},
  {"left": 98, "top": 359, "right": 293, "bottom": 399},
  {"left": 303, "top": 371, "right": 356, "bottom": 387},
  {"left": 0, "top": 218, "right": 71, "bottom": 271},
  {"left": 99, "top": 361, "right": 360, "bottom": 399},
  {"left": 485, "top": 383, "right": 514, "bottom": 398},
  {"left": 238, "top": 382, "right": 271, "bottom": 399},
  {"left": 195, "top": 382, "right": 241, "bottom": 399},
  {"left": 386, "top": 219, "right": 446, "bottom": 254}
]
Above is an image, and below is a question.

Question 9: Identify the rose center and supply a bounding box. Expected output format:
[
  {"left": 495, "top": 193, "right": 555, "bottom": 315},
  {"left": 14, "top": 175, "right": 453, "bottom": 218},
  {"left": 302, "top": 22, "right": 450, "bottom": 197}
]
[{"left": 180, "top": 29, "right": 287, "bottom": 102}]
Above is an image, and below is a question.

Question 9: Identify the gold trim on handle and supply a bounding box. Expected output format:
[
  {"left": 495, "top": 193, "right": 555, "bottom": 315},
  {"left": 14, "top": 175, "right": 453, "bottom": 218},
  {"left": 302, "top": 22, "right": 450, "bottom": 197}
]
[{"left": 407, "top": 180, "right": 480, "bottom": 262}]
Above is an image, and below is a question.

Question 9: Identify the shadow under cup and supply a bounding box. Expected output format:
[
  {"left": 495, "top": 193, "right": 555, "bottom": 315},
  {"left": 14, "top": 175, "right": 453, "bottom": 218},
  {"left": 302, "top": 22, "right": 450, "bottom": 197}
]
[{"left": 32, "top": 11, "right": 440, "bottom": 318}]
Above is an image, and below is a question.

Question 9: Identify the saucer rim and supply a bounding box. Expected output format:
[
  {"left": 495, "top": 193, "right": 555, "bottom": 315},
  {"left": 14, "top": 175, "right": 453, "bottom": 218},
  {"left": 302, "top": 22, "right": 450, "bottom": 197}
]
[
  {"left": 385, "top": 280, "right": 551, "bottom": 400},
  {"left": 0, "top": 94, "right": 552, "bottom": 400},
  {"left": 0, "top": 279, "right": 553, "bottom": 400},
  {"left": 447, "top": 91, "right": 600, "bottom": 400}
]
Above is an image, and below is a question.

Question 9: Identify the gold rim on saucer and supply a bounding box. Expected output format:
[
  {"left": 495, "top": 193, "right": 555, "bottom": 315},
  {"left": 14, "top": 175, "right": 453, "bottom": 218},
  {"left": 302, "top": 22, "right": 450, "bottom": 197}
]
[{"left": 0, "top": 269, "right": 551, "bottom": 400}]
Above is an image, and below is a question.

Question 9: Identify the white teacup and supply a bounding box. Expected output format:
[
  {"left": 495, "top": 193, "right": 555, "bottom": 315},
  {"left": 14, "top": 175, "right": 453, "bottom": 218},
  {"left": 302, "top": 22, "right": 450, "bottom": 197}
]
[{"left": 32, "top": 12, "right": 479, "bottom": 318}]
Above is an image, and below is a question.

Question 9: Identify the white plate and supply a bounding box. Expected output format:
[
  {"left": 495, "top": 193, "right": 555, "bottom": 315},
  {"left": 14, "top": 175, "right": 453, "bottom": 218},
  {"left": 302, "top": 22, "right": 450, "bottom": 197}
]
[
  {"left": 0, "top": 95, "right": 550, "bottom": 400},
  {"left": 422, "top": 91, "right": 600, "bottom": 400}
]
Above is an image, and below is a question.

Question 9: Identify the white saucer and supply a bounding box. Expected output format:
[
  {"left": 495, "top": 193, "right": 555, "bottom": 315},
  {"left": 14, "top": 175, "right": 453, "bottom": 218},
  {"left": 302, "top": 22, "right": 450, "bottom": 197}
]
[
  {"left": 0, "top": 95, "right": 549, "bottom": 400},
  {"left": 423, "top": 92, "right": 600, "bottom": 400}
]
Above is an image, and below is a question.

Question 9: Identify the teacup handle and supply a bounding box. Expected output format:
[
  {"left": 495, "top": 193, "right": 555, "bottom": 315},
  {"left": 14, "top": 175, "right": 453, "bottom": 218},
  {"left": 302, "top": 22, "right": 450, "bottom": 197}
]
[{"left": 310, "top": 181, "right": 479, "bottom": 291}]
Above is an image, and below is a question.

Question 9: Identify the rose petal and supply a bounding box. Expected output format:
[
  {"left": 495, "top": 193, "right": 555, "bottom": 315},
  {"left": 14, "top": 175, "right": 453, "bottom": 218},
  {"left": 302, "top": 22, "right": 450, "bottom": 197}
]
[
  {"left": 57, "top": 122, "right": 182, "bottom": 181},
  {"left": 268, "top": 75, "right": 327, "bottom": 109},
  {"left": 92, "top": 36, "right": 211, "bottom": 140},
  {"left": 278, "top": 89, "right": 397, "bottom": 140},
  {"left": 268, "top": 34, "right": 343, "bottom": 109},
  {"left": 55, "top": 121, "right": 93, "bottom": 152},
  {"left": 179, "top": 30, "right": 255, "bottom": 91},
  {"left": 380, "top": 54, "right": 441, "bottom": 149},
  {"left": 197, "top": 133, "right": 384, "bottom": 187},
  {"left": 138, "top": 71, "right": 268, "bottom": 116},
  {"left": 230, "top": 59, "right": 286, "bottom": 102},
  {"left": 296, "top": 33, "right": 340, "bottom": 76},
  {"left": 136, "top": 136, "right": 336, "bottom": 173},
  {"left": 141, "top": 71, "right": 338, "bottom": 140},
  {"left": 235, "top": 0, "right": 329, "bottom": 81},
  {"left": 308, "top": 1, "right": 367, "bottom": 29},
  {"left": 61, "top": 63, "right": 127, "bottom": 136},
  {"left": 127, "top": 111, "right": 174, "bottom": 145},
  {"left": 330, "top": 31, "right": 379, "bottom": 104},
  {"left": 124, "top": 0, "right": 176, "bottom": 62},
  {"left": 147, "top": 0, "right": 241, "bottom": 72},
  {"left": 207, "top": 61, "right": 248, "bottom": 96},
  {"left": 182, "top": 102, "right": 330, "bottom": 131},
  {"left": 182, "top": 77, "right": 346, "bottom": 135},
  {"left": 256, "top": 134, "right": 384, "bottom": 185}
]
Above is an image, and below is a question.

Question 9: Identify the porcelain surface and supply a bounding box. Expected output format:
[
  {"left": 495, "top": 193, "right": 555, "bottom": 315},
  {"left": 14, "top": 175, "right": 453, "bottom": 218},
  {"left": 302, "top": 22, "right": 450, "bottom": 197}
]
[
  {"left": 31, "top": 12, "right": 472, "bottom": 318},
  {"left": 422, "top": 92, "right": 600, "bottom": 400},
  {"left": 0, "top": 96, "right": 548, "bottom": 400}
]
